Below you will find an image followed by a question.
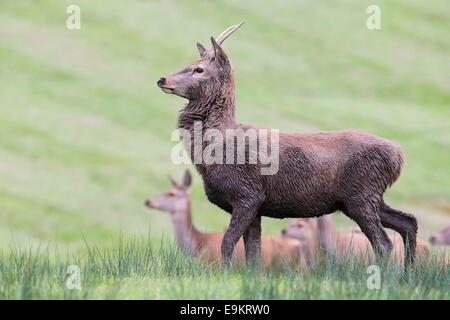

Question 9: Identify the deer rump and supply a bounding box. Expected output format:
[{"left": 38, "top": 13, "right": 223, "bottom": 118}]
[{"left": 202, "top": 128, "right": 403, "bottom": 219}]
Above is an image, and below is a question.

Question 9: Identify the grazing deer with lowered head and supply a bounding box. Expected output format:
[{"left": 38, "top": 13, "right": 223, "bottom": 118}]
[
  {"left": 281, "top": 216, "right": 429, "bottom": 264},
  {"left": 145, "top": 170, "right": 307, "bottom": 269},
  {"left": 157, "top": 22, "right": 418, "bottom": 269}
]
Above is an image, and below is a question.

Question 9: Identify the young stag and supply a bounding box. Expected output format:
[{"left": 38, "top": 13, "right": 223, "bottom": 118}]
[
  {"left": 157, "top": 22, "right": 418, "bottom": 269},
  {"left": 145, "top": 170, "right": 305, "bottom": 269}
]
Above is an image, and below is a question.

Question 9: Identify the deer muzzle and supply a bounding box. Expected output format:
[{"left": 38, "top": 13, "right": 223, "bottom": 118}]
[
  {"left": 145, "top": 199, "right": 154, "bottom": 208},
  {"left": 157, "top": 76, "right": 175, "bottom": 94},
  {"left": 157, "top": 77, "right": 166, "bottom": 87}
]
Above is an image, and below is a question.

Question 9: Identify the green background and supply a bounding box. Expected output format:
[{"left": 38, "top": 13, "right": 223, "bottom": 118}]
[{"left": 1, "top": 0, "right": 449, "bottom": 250}]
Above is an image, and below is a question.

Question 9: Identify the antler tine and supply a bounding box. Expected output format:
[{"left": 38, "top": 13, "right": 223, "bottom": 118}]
[
  {"left": 216, "top": 21, "right": 245, "bottom": 45},
  {"left": 216, "top": 26, "right": 237, "bottom": 43}
]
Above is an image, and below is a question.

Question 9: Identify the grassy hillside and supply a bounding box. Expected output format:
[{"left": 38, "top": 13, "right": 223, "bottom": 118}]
[{"left": 0, "top": 0, "right": 449, "bottom": 251}]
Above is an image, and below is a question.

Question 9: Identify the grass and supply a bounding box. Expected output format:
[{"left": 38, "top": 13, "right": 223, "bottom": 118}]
[
  {"left": 0, "top": 0, "right": 449, "bottom": 299},
  {"left": 0, "top": 237, "right": 448, "bottom": 299}
]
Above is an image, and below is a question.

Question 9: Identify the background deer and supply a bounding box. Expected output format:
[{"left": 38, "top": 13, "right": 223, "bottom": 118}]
[
  {"left": 145, "top": 170, "right": 309, "bottom": 269},
  {"left": 281, "top": 216, "right": 430, "bottom": 264},
  {"left": 429, "top": 226, "right": 450, "bottom": 245},
  {"left": 157, "top": 22, "right": 418, "bottom": 269}
]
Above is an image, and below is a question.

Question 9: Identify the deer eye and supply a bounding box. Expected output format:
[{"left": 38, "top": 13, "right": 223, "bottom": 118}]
[{"left": 194, "top": 67, "right": 204, "bottom": 74}]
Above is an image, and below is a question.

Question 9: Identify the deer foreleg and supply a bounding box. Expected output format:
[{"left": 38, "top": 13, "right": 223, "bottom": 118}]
[{"left": 221, "top": 203, "right": 259, "bottom": 268}]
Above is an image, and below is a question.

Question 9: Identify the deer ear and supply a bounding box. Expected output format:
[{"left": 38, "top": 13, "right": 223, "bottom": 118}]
[
  {"left": 183, "top": 170, "right": 192, "bottom": 189},
  {"left": 210, "top": 37, "right": 229, "bottom": 66},
  {"left": 197, "top": 42, "right": 207, "bottom": 57},
  {"left": 169, "top": 175, "right": 179, "bottom": 188}
]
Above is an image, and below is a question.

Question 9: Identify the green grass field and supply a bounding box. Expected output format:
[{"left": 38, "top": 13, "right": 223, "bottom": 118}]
[
  {"left": 1, "top": 238, "right": 448, "bottom": 299},
  {"left": 0, "top": 0, "right": 449, "bottom": 299}
]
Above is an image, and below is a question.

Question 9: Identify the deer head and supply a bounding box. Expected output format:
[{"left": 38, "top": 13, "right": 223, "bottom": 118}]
[
  {"left": 156, "top": 22, "right": 245, "bottom": 100},
  {"left": 145, "top": 170, "right": 192, "bottom": 213},
  {"left": 281, "top": 218, "right": 318, "bottom": 243},
  {"left": 429, "top": 226, "right": 450, "bottom": 245}
]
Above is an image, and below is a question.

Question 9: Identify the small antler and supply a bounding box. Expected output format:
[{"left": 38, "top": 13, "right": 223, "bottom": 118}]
[{"left": 216, "top": 21, "right": 245, "bottom": 45}]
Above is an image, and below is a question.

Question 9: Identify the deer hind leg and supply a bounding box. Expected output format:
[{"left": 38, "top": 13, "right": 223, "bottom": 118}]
[
  {"left": 343, "top": 201, "right": 393, "bottom": 263},
  {"left": 221, "top": 202, "right": 259, "bottom": 268},
  {"left": 379, "top": 203, "right": 417, "bottom": 268}
]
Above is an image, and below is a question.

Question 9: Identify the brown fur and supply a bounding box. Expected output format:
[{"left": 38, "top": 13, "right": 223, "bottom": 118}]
[
  {"left": 429, "top": 225, "right": 450, "bottom": 245},
  {"left": 157, "top": 26, "right": 418, "bottom": 269},
  {"left": 282, "top": 216, "right": 429, "bottom": 264},
  {"left": 145, "top": 171, "right": 308, "bottom": 270}
]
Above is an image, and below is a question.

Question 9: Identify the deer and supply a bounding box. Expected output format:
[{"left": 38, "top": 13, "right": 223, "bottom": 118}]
[
  {"left": 144, "top": 170, "right": 309, "bottom": 269},
  {"left": 429, "top": 225, "right": 450, "bottom": 246},
  {"left": 281, "top": 216, "right": 430, "bottom": 265},
  {"left": 156, "top": 22, "right": 418, "bottom": 270}
]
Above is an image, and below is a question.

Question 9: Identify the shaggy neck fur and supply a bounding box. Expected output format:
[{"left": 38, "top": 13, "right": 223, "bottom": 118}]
[{"left": 177, "top": 72, "right": 236, "bottom": 132}]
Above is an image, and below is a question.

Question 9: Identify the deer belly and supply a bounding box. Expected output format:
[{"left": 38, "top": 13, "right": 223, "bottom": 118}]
[{"left": 259, "top": 195, "right": 337, "bottom": 219}]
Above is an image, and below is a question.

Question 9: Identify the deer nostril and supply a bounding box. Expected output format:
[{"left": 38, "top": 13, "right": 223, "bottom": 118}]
[
  {"left": 157, "top": 77, "right": 166, "bottom": 87},
  {"left": 282, "top": 229, "right": 286, "bottom": 235},
  {"left": 145, "top": 200, "right": 151, "bottom": 207}
]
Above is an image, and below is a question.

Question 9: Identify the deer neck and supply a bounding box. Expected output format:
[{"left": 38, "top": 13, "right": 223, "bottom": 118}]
[
  {"left": 316, "top": 216, "right": 337, "bottom": 253},
  {"left": 170, "top": 199, "right": 201, "bottom": 253},
  {"left": 177, "top": 77, "right": 236, "bottom": 132}
]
